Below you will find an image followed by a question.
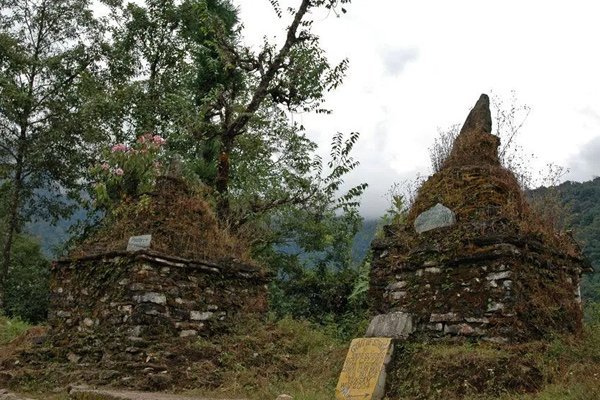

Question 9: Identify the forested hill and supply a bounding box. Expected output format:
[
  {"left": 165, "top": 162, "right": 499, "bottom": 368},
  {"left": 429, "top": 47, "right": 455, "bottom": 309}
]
[
  {"left": 551, "top": 178, "right": 600, "bottom": 268},
  {"left": 534, "top": 178, "right": 600, "bottom": 300},
  {"left": 526, "top": 178, "right": 600, "bottom": 272}
]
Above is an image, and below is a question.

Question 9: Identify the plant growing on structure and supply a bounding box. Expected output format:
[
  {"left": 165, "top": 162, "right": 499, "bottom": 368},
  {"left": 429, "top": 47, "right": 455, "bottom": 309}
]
[{"left": 91, "top": 133, "right": 167, "bottom": 211}]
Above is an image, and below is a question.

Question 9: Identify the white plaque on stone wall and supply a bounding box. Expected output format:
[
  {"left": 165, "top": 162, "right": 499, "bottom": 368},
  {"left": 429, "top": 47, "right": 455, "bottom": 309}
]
[
  {"left": 127, "top": 234, "right": 152, "bottom": 251},
  {"left": 414, "top": 203, "right": 456, "bottom": 234}
]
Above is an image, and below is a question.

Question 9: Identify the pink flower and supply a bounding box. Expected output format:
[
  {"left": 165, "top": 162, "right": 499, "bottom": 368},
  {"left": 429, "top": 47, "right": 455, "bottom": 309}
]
[
  {"left": 152, "top": 135, "right": 166, "bottom": 145},
  {"left": 100, "top": 162, "right": 110, "bottom": 171},
  {"left": 114, "top": 168, "right": 124, "bottom": 176},
  {"left": 111, "top": 143, "right": 128, "bottom": 152}
]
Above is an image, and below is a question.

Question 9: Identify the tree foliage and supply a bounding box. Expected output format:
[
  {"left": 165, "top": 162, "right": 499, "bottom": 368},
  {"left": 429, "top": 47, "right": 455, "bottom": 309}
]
[
  {"left": 0, "top": 0, "right": 106, "bottom": 310},
  {"left": 2, "top": 234, "right": 49, "bottom": 323},
  {"left": 534, "top": 178, "right": 600, "bottom": 303}
]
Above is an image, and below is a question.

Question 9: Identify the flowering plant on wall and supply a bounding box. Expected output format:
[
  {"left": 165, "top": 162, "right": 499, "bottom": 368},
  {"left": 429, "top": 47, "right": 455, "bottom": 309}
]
[{"left": 91, "top": 133, "right": 167, "bottom": 210}]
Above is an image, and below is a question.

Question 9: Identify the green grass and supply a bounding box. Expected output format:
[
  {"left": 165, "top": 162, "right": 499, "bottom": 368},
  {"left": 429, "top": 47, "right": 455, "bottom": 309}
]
[
  {"left": 0, "top": 314, "right": 31, "bottom": 345},
  {"left": 385, "top": 323, "right": 600, "bottom": 400},
  {"left": 6, "top": 316, "right": 600, "bottom": 400},
  {"left": 182, "top": 316, "right": 350, "bottom": 400}
]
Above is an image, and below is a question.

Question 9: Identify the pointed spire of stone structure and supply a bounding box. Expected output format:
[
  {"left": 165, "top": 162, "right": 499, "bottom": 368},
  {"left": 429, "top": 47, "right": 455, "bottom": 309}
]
[
  {"left": 446, "top": 94, "right": 500, "bottom": 167},
  {"left": 459, "top": 93, "right": 492, "bottom": 135}
]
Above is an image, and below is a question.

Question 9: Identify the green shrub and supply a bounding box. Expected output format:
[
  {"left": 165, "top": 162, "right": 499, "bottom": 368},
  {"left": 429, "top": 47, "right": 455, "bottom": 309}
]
[
  {"left": 4, "top": 235, "right": 50, "bottom": 323},
  {"left": 269, "top": 262, "right": 370, "bottom": 340},
  {"left": 0, "top": 315, "right": 31, "bottom": 345}
]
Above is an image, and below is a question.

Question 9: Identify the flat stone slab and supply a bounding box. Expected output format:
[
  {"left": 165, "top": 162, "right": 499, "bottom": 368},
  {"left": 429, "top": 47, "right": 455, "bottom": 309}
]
[
  {"left": 335, "top": 337, "right": 393, "bottom": 400},
  {"left": 365, "top": 312, "right": 414, "bottom": 339},
  {"left": 69, "top": 388, "right": 246, "bottom": 400},
  {"left": 414, "top": 203, "right": 456, "bottom": 234},
  {"left": 127, "top": 234, "right": 152, "bottom": 251}
]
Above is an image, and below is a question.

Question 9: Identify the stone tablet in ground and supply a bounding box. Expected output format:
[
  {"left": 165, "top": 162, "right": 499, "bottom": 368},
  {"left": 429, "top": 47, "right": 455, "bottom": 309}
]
[
  {"left": 414, "top": 203, "right": 456, "bottom": 234},
  {"left": 366, "top": 312, "right": 414, "bottom": 339},
  {"left": 335, "top": 337, "right": 393, "bottom": 400},
  {"left": 127, "top": 234, "right": 152, "bottom": 251}
]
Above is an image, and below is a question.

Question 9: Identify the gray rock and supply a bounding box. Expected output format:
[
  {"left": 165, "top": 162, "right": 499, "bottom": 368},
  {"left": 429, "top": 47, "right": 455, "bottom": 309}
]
[
  {"left": 190, "top": 311, "right": 213, "bottom": 321},
  {"left": 430, "top": 312, "right": 460, "bottom": 322},
  {"left": 486, "top": 271, "right": 511, "bottom": 281},
  {"left": 487, "top": 301, "right": 505, "bottom": 312},
  {"left": 459, "top": 93, "right": 492, "bottom": 135},
  {"left": 133, "top": 292, "right": 166, "bottom": 305},
  {"left": 127, "top": 234, "right": 152, "bottom": 251},
  {"left": 386, "top": 281, "right": 408, "bottom": 291},
  {"left": 444, "top": 323, "right": 483, "bottom": 336},
  {"left": 426, "top": 323, "right": 444, "bottom": 331},
  {"left": 55, "top": 310, "right": 71, "bottom": 318},
  {"left": 414, "top": 203, "right": 456, "bottom": 234},
  {"left": 366, "top": 312, "right": 414, "bottom": 339},
  {"left": 465, "top": 317, "right": 490, "bottom": 324},
  {"left": 179, "top": 330, "right": 197, "bottom": 337},
  {"left": 391, "top": 291, "right": 407, "bottom": 300}
]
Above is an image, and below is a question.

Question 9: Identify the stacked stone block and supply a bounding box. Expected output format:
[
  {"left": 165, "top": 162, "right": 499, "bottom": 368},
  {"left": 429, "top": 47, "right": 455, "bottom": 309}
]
[{"left": 49, "top": 250, "right": 269, "bottom": 363}]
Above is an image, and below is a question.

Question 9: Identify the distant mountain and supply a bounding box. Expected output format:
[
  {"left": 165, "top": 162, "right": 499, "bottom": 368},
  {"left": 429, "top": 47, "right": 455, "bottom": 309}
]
[
  {"left": 351, "top": 218, "right": 379, "bottom": 263},
  {"left": 25, "top": 208, "right": 87, "bottom": 258},
  {"left": 532, "top": 178, "right": 600, "bottom": 301}
]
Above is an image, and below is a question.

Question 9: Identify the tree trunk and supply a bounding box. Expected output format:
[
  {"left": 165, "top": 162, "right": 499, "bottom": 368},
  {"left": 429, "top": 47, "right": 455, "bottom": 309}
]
[
  {"left": 215, "top": 133, "right": 234, "bottom": 222},
  {"left": 0, "top": 156, "right": 23, "bottom": 312}
]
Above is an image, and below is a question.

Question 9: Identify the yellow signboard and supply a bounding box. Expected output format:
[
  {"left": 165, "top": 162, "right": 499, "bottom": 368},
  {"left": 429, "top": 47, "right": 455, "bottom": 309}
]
[{"left": 335, "top": 337, "right": 393, "bottom": 400}]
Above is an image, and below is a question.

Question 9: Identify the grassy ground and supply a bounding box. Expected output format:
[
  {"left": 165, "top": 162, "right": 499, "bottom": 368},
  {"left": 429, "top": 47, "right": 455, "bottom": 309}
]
[
  {"left": 3, "top": 315, "right": 600, "bottom": 400},
  {"left": 386, "top": 325, "right": 600, "bottom": 400},
  {"left": 0, "top": 316, "right": 350, "bottom": 400},
  {"left": 180, "top": 317, "right": 349, "bottom": 400}
]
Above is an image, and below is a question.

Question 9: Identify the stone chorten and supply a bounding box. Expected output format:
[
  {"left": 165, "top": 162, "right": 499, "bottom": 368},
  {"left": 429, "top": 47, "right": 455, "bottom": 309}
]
[
  {"left": 47, "top": 176, "right": 269, "bottom": 387},
  {"left": 369, "top": 94, "right": 591, "bottom": 342}
]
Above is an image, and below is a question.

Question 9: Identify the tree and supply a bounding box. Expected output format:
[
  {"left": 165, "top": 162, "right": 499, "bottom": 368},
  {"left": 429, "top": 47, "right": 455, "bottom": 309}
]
[
  {"left": 99, "top": 0, "right": 238, "bottom": 141},
  {"left": 202, "top": 0, "right": 351, "bottom": 221},
  {"left": 0, "top": 0, "right": 106, "bottom": 310},
  {"left": 98, "top": 0, "right": 357, "bottom": 228}
]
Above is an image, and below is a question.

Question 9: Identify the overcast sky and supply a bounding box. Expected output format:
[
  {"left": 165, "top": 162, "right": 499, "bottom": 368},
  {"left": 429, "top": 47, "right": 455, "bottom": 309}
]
[{"left": 234, "top": 0, "right": 600, "bottom": 218}]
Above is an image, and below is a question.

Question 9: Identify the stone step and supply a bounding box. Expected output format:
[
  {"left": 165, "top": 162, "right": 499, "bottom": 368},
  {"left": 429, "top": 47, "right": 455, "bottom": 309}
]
[{"left": 68, "top": 387, "right": 247, "bottom": 400}]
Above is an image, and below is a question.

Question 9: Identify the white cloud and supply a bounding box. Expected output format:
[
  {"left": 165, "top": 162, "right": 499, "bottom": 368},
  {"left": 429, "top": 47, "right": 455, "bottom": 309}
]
[
  {"left": 382, "top": 48, "right": 419, "bottom": 76},
  {"left": 567, "top": 135, "right": 600, "bottom": 182},
  {"left": 233, "top": 0, "right": 600, "bottom": 216}
]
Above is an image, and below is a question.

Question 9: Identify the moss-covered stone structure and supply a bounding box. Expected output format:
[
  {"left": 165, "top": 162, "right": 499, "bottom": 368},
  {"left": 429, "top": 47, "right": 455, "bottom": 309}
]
[
  {"left": 369, "top": 94, "right": 592, "bottom": 343},
  {"left": 47, "top": 176, "right": 269, "bottom": 375}
]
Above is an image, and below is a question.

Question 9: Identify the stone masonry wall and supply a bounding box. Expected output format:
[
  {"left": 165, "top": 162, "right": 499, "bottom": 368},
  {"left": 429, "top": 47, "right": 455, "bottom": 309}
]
[
  {"left": 48, "top": 251, "right": 269, "bottom": 363},
  {"left": 370, "top": 236, "right": 584, "bottom": 343}
]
